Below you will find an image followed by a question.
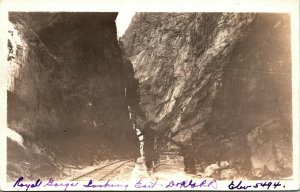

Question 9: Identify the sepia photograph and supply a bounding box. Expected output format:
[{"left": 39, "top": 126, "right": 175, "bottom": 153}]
[{"left": 0, "top": 0, "right": 299, "bottom": 191}]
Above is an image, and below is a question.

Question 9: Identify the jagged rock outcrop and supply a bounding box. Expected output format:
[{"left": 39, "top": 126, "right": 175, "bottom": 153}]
[
  {"left": 122, "top": 13, "right": 292, "bottom": 178},
  {"left": 7, "top": 12, "right": 139, "bottom": 180}
]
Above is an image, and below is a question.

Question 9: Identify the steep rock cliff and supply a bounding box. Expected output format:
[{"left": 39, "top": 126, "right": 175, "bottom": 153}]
[
  {"left": 122, "top": 13, "right": 291, "bottom": 178},
  {"left": 122, "top": 13, "right": 256, "bottom": 143},
  {"left": 200, "top": 14, "right": 292, "bottom": 178},
  {"left": 7, "top": 12, "right": 139, "bottom": 180}
]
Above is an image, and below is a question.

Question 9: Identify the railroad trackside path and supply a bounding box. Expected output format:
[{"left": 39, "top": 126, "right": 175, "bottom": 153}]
[
  {"left": 110, "top": 161, "right": 135, "bottom": 181},
  {"left": 65, "top": 157, "right": 202, "bottom": 182},
  {"left": 154, "top": 155, "right": 198, "bottom": 181},
  {"left": 130, "top": 155, "right": 199, "bottom": 182},
  {"left": 62, "top": 160, "right": 120, "bottom": 181},
  {"left": 71, "top": 160, "right": 135, "bottom": 181},
  {"left": 100, "top": 160, "right": 135, "bottom": 181}
]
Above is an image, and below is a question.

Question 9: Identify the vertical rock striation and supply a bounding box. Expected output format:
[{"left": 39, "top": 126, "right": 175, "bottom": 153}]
[{"left": 122, "top": 13, "right": 292, "bottom": 178}]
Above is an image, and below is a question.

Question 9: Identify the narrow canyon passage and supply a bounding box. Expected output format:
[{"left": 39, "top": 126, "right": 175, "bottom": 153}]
[{"left": 6, "top": 11, "right": 292, "bottom": 183}]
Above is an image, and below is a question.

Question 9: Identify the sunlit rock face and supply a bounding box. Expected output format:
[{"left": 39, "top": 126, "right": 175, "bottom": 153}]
[
  {"left": 7, "top": 12, "right": 139, "bottom": 180},
  {"left": 122, "top": 13, "right": 292, "bottom": 178},
  {"left": 122, "top": 12, "right": 256, "bottom": 141}
]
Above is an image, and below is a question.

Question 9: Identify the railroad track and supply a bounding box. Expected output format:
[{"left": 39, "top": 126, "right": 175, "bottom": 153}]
[{"left": 71, "top": 160, "right": 135, "bottom": 181}]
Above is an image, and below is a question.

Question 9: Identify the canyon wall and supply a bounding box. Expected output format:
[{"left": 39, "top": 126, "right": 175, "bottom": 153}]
[
  {"left": 7, "top": 12, "right": 139, "bottom": 180},
  {"left": 122, "top": 13, "right": 292, "bottom": 178}
]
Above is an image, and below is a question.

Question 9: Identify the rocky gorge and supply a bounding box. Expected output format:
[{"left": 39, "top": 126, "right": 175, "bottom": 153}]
[{"left": 6, "top": 12, "right": 292, "bottom": 181}]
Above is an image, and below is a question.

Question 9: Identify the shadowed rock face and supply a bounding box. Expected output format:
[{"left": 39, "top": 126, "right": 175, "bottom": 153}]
[
  {"left": 8, "top": 12, "right": 139, "bottom": 180},
  {"left": 122, "top": 13, "right": 292, "bottom": 178},
  {"left": 200, "top": 14, "right": 292, "bottom": 176}
]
